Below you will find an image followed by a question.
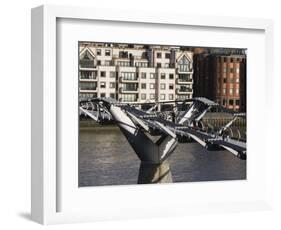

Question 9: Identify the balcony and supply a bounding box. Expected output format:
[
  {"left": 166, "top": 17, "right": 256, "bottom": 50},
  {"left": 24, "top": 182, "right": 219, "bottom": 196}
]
[
  {"left": 79, "top": 76, "right": 98, "bottom": 81},
  {"left": 176, "top": 78, "right": 193, "bottom": 84},
  {"left": 119, "top": 77, "right": 139, "bottom": 83},
  {"left": 176, "top": 67, "right": 193, "bottom": 74},
  {"left": 119, "top": 87, "right": 139, "bottom": 93},
  {"left": 79, "top": 61, "right": 97, "bottom": 70},
  {"left": 79, "top": 88, "right": 98, "bottom": 93},
  {"left": 119, "top": 98, "right": 138, "bottom": 103},
  {"left": 176, "top": 88, "right": 193, "bottom": 94}
]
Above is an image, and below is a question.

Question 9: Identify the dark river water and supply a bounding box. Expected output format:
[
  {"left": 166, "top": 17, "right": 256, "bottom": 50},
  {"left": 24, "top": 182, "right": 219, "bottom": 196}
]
[{"left": 79, "top": 127, "right": 246, "bottom": 187}]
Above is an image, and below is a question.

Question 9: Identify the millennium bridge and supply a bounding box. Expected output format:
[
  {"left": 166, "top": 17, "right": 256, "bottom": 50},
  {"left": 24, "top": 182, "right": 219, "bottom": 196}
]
[{"left": 80, "top": 97, "right": 246, "bottom": 184}]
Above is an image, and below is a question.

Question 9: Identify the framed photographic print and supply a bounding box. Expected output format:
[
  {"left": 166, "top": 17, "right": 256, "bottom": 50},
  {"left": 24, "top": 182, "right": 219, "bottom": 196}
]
[
  {"left": 78, "top": 41, "right": 247, "bottom": 187},
  {"left": 31, "top": 5, "right": 274, "bottom": 224}
]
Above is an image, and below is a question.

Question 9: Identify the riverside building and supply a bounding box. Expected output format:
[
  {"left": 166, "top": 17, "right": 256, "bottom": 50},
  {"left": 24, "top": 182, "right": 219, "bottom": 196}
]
[
  {"left": 193, "top": 49, "right": 246, "bottom": 112},
  {"left": 79, "top": 42, "right": 194, "bottom": 103}
]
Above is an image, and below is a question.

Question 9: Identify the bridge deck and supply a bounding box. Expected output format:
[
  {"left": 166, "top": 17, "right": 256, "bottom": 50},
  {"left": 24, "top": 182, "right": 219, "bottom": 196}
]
[{"left": 79, "top": 97, "right": 246, "bottom": 160}]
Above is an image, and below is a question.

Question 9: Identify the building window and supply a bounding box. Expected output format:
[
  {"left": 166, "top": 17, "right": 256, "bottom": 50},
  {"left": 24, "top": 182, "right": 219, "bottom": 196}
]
[
  {"left": 80, "top": 82, "right": 97, "bottom": 90},
  {"left": 236, "top": 88, "right": 239, "bottom": 95},
  {"left": 120, "top": 94, "right": 137, "bottom": 102},
  {"left": 223, "top": 88, "right": 226, "bottom": 95},
  {"left": 100, "top": 71, "right": 106, "bottom": 77},
  {"left": 169, "top": 84, "right": 174, "bottom": 90},
  {"left": 120, "top": 72, "right": 137, "bottom": 80},
  {"left": 100, "top": 82, "right": 106, "bottom": 88},
  {"left": 236, "top": 67, "right": 240, "bottom": 73},
  {"left": 150, "top": 73, "right": 155, "bottom": 79},
  {"left": 117, "top": 61, "right": 130, "bottom": 66},
  {"left": 97, "top": 49, "right": 101, "bottom": 56},
  {"left": 223, "top": 67, "right": 227, "bottom": 73},
  {"left": 178, "top": 55, "right": 190, "bottom": 72},
  {"left": 135, "top": 62, "right": 148, "bottom": 67},
  {"left": 164, "top": 63, "right": 170, "bottom": 68},
  {"left": 236, "top": 77, "right": 240, "bottom": 83},
  {"left": 160, "top": 94, "right": 165, "bottom": 100},
  {"left": 97, "top": 60, "right": 101, "bottom": 65},
  {"left": 79, "top": 93, "right": 97, "bottom": 99},
  {"left": 179, "top": 74, "right": 192, "bottom": 82},
  {"left": 161, "top": 73, "right": 166, "bottom": 79},
  {"left": 165, "top": 53, "right": 170, "bottom": 59},
  {"left": 105, "top": 61, "right": 111, "bottom": 66},
  {"left": 157, "top": 52, "right": 162, "bottom": 58},
  {"left": 141, "top": 83, "right": 146, "bottom": 89},
  {"left": 229, "top": 99, "right": 234, "bottom": 105},
  {"left": 229, "top": 88, "right": 233, "bottom": 95},
  {"left": 236, "top": 100, "right": 240, "bottom": 105},
  {"left": 141, "top": 73, "right": 147, "bottom": 79},
  {"left": 223, "top": 78, "right": 227, "bottom": 83},
  {"left": 119, "top": 51, "right": 128, "bottom": 58},
  {"left": 169, "top": 74, "right": 174, "bottom": 79},
  {"left": 160, "top": 83, "right": 166, "bottom": 90},
  {"left": 100, "top": 93, "right": 106, "bottom": 97},
  {"left": 230, "top": 68, "right": 234, "bottom": 73},
  {"left": 141, "top": 94, "right": 146, "bottom": 100},
  {"left": 169, "top": 94, "right": 174, "bottom": 100},
  {"left": 178, "top": 85, "right": 191, "bottom": 93},
  {"left": 122, "top": 83, "right": 138, "bottom": 91},
  {"left": 150, "top": 83, "right": 155, "bottom": 89},
  {"left": 109, "top": 82, "right": 115, "bottom": 88},
  {"left": 156, "top": 63, "right": 162, "bottom": 68},
  {"left": 150, "top": 94, "right": 155, "bottom": 100},
  {"left": 105, "top": 50, "right": 111, "bottom": 56},
  {"left": 223, "top": 99, "right": 226, "bottom": 105},
  {"left": 80, "top": 71, "right": 96, "bottom": 79},
  {"left": 110, "top": 72, "right": 115, "bottom": 78},
  {"left": 110, "top": 93, "right": 115, "bottom": 99},
  {"left": 80, "top": 50, "right": 95, "bottom": 68}
]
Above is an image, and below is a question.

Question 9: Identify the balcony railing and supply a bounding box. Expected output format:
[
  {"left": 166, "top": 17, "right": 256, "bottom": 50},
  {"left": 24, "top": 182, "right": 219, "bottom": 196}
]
[
  {"left": 120, "top": 77, "right": 139, "bottom": 82},
  {"left": 176, "top": 78, "right": 193, "bottom": 84},
  {"left": 119, "top": 98, "right": 139, "bottom": 103},
  {"left": 176, "top": 88, "right": 193, "bottom": 94},
  {"left": 119, "top": 87, "right": 139, "bottom": 93},
  {"left": 177, "top": 67, "right": 193, "bottom": 74},
  {"left": 79, "top": 88, "right": 98, "bottom": 92},
  {"left": 80, "top": 76, "right": 98, "bottom": 81}
]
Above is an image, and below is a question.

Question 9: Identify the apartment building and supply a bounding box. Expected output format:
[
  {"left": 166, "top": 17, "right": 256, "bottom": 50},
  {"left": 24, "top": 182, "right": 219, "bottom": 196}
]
[
  {"left": 79, "top": 42, "right": 193, "bottom": 103},
  {"left": 193, "top": 51, "right": 246, "bottom": 112}
]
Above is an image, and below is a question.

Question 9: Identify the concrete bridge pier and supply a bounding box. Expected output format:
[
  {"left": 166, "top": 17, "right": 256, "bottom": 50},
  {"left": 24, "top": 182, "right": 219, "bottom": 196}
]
[{"left": 137, "top": 160, "right": 173, "bottom": 184}]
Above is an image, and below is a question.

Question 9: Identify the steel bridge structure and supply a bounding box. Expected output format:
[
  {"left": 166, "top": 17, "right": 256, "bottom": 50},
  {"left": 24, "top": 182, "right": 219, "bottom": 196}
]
[{"left": 79, "top": 97, "right": 246, "bottom": 183}]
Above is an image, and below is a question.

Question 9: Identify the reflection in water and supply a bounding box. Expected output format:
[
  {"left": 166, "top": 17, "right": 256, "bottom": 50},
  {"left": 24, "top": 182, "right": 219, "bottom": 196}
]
[
  {"left": 79, "top": 128, "right": 246, "bottom": 187},
  {"left": 138, "top": 161, "right": 172, "bottom": 184}
]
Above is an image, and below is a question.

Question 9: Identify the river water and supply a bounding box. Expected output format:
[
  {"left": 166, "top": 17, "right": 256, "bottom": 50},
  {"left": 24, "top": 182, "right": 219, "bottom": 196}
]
[{"left": 79, "top": 127, "right": 246, "bottom": 187}]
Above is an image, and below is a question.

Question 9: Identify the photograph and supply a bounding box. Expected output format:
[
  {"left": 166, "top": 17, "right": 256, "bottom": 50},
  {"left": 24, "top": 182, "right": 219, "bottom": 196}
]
[{"left": 78, "top": 41, "right": 247, "bottom": 187}]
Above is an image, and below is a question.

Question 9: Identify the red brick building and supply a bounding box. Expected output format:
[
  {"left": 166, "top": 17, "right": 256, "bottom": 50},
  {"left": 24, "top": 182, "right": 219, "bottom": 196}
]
[{"left": 193, "top": 51, "right": 246, "bottom": 112}]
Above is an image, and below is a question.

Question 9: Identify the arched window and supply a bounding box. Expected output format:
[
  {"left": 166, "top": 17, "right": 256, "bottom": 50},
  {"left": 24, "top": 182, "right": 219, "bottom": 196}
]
[
  {"left": 80, "top": 50, "right": 96, "bottom": 68},
  {"left": 178, "top": 55, "right": 190, "bottom": 72}
]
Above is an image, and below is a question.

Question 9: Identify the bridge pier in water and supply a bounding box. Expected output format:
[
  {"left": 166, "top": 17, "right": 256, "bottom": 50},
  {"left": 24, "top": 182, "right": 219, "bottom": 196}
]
[{"left": 137, "top": 160, "right": 172, "bottom": 184}]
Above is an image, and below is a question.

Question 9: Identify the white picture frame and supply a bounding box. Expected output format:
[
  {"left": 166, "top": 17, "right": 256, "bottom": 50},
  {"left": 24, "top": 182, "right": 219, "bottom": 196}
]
[{"left": 31, "top": 5, "right": 274, "bottom": 225}]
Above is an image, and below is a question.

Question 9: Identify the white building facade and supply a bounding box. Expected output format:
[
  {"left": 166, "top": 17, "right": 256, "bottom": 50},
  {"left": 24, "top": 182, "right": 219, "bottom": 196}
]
[{"left": 79, "top": 42, "right": 193, "bottom": 103}]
